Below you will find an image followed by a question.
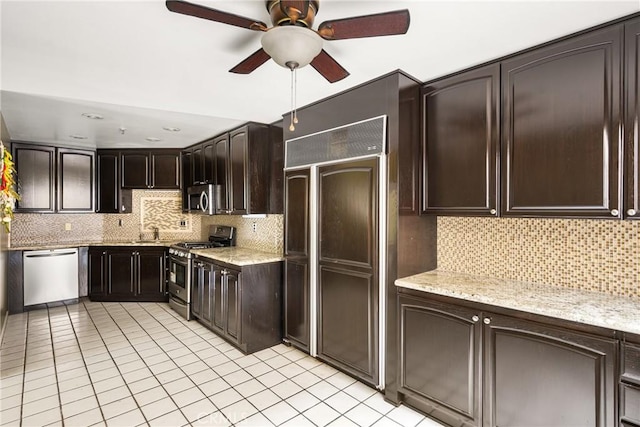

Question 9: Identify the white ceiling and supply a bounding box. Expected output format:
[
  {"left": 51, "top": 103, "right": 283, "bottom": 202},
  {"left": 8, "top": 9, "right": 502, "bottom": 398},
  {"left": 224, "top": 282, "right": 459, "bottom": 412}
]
[{"left": 1, "top": 0, "right": 638, "bottom": 149}]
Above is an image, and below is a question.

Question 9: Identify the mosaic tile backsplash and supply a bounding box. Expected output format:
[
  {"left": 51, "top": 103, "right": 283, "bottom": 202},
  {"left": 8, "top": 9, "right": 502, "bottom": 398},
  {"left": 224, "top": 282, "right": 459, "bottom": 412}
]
[
  {"left": 437, "top": 217, "right": 640, "bottom": 298},
  {"left": 10, "top": 190, "right": 283, "bottom": 254}
]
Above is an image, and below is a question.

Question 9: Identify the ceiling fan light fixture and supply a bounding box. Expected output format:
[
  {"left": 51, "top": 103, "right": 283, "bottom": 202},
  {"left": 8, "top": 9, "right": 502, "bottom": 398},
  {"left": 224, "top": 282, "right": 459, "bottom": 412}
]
[{"left": 261, "top": 26, "right": 322, "bottom": 69}]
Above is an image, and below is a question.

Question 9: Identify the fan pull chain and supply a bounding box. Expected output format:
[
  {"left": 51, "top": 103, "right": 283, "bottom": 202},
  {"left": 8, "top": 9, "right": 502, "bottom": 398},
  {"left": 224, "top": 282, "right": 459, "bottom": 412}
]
[
  {"left": 293, "top": 67, "right": 299, "bottom": 125},
  {"left": 289, "top": 66, "right": 296, "bottom": 131}
]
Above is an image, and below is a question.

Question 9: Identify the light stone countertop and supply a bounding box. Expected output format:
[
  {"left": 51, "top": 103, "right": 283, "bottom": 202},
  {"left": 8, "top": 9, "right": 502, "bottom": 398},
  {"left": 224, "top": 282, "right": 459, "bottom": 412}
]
[
  {"left": 396, "top": 270, "right": 640, "bottom": 335},
  {"left": 10, "top": 241, "right": 178, "bottom": 250},
  {"left": 190, "top": 247, "right": 284, "bottom": 266}
]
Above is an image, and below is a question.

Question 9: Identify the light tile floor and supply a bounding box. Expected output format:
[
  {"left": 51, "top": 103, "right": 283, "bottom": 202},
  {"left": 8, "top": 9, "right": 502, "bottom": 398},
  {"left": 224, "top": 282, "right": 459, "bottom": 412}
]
[{"left": 0, "top": 300, "right": 445, "bottom": 427}]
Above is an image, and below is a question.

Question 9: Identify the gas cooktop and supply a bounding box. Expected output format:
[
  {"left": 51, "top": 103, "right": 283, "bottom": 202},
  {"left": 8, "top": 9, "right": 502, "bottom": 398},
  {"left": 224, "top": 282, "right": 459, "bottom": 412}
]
[{"left": 173, "top": 241, "right": 220, "bottom": 250}]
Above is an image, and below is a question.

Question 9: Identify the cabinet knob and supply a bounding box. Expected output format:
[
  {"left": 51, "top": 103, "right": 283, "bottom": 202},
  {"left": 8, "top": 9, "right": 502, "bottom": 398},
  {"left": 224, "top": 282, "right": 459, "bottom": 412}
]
[
  {"left": 221, "top": 269, "right": 228, "bottom": 275},
  {"left": 483, "top": 317, "right": 491, "bottom": 325},
  {"left": 471, "top": 315, "right": 479, "bottom": 323},
  {"left": 628, "top": 209, "right": 637, "bottom": 216},
  {"left": 490, "top": 209, "right": 497, "bottom": 215},
  {"left": 611, "top": 209, "right": 619, "bottom": 216}
]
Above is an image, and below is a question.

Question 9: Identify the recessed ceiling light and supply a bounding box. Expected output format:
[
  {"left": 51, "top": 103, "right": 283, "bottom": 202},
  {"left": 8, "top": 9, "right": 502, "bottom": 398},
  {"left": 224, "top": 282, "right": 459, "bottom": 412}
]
[
  {"left": 146, "top": 137, "right": 162, "bottom": 142},
  {"left": 81, "top": 113, "right": 104, "bottom": 120},
  {"left": 162, "top": 126, "right": 181, "bottom": 132},
  {"left": 69, "top": 134, "right": 88, "bottom": 140}
]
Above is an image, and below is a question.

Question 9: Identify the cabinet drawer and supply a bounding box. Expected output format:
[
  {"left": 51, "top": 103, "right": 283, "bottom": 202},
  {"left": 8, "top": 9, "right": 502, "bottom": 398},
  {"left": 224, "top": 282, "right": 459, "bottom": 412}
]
[
  {"left": 622, "top": 384, "right": 640, "bottom": 424},
  {"left": 623, "top": 342, "right": 640, "bottom": 383}
]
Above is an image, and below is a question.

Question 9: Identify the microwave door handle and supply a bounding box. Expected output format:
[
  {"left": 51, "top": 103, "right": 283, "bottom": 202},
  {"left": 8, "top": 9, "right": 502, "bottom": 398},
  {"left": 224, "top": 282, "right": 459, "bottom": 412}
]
[{"left": 200, "top": 190, "right": 208, "bottom": 213}]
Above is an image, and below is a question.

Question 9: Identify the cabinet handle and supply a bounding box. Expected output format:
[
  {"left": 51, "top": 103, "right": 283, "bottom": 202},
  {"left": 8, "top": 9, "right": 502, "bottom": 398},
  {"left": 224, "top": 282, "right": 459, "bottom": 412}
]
[
  {"left": 490, "top": 209, "right": 497, "bottom": 215},
  {"left": 628, "top": 209, "right": 637, "bottom": 216},
  {"left": 483, "top": 317, "right": 491, "bottom": 325},
  {"left": 611, "top": 209, "right": 619, "bottom": 216},
  {"left": 471, "top": 315, "right": 479, "bottom": 323}
]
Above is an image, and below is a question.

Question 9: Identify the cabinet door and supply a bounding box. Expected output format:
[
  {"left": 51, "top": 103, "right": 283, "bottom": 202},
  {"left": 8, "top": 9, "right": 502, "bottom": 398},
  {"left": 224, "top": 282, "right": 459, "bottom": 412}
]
[
  {"left": 229, "top": 127, "right": 248, "bottom": 215},
  {"left": 483, "top": 314, "right": 617, "bottom": 427},
  {"left": 13, "top": 143, "right": 55, "bottom": 212},
  {"left": 214, "top": 134, "right": 229, "bottom": 214},
  {"left": 57, "top": 148, "right": 95, "bottom": 212},
  {"left": 121, "top": 152, "right": 150, "bottom": 188},
  {"left": 317, "top": 159, "right": 379, "bottom": 386},
  {"left": 203, "top": 140, "right": 215, "bottom": 184},
  {"left": 626, "top": 19, "right": 640, "bottom": 219},
  {"left": 181, "top": 150, "right": 192, "bottom": 210},
  {"left": 151, "top": 151, "right": 180, "bottom": 189},
  {"left": 422, "top": 64, "right": 499, "bottom": 216},
  {"left": 502, "top": 25, "right": 622, "bottom": 218},
  {"left": 136, "top": 248, "right": 166, "bottom": 300},
  {"left": 224, "top": 269, "right": 241, "bottom": 344},
  {"left": 200, "top": 263, "right": 214, "bottom": 326},
  {"left": 88, "top": 248, "right": 105, "bottom": 296},
  {"left": 97, "top": 151, "right": 119, "bottom": 213},
  {"left": 191, "top": 262, "right": 203, "bottom": 319},
  {"left": 398, "top": 295, "right": 482, "bottom": 427},
  {"left": 192, "top": 145, "right": 204, "bottom": 185},
  {"left": 621, "top": 341, "right": 640, "bottom": 425},
  {"left": 284, "top": 169, "right": 310, "bottom": 351},
  {"left": 211, "top": 265, "right": 225, "bottom": 333},
  {"left": 106, "top": 250, "right": 135, "bottom": 296}
]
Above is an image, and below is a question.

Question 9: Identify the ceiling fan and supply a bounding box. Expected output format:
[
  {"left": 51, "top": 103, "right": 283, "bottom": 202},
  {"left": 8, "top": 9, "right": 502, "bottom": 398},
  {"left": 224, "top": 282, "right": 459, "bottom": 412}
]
[{"left": 165, "top": 0, "right": 410, "bottom": 83}]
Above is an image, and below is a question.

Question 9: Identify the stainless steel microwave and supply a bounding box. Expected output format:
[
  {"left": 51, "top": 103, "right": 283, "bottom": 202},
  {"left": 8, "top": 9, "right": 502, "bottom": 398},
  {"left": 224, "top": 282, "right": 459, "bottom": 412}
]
[{"left": 187, "top": 184, "right": 220, "bottom": 215}]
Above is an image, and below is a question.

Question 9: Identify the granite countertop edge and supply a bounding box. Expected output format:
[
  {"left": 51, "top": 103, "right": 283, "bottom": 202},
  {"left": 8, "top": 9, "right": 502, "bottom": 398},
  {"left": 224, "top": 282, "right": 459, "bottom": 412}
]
[
  {"left": 10, "top": 242, "right": 284, "bottom": 266},
  {"left": 395, "top": 270, "right": 640, "bottom": 336},
  {"left": 190, "top": 247, "right": 284, "bottom": 266}
]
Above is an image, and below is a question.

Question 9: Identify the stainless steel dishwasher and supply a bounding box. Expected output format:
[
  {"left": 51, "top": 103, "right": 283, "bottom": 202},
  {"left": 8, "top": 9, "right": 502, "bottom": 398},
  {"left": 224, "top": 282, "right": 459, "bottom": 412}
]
[{"left": 23, "top": 248, "right": 79, "bottom": 306}]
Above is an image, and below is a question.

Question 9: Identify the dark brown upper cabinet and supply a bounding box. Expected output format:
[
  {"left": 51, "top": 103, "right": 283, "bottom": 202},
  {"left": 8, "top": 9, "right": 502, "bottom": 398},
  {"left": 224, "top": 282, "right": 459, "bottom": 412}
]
[
  {"left": 217, "top": 123, "right": 271, "bottom": 215},
  {"left": 57, "top": 148, "right": 95, "bottom": 212},
  {"left": 13, "top": 143, "right": 55, "bottom": 212},
  {"left": 96, "top": 150, "right": 131, "bottom": 214},
  {"left": 214, "top": 133, "right": 229, "bottom": 213},
  {"left": 151, "top": 151, "right": 181, "bottom": 189},
  {"left": 625, "top": 18, "right": 640, "bottom": 220},
  {"left": 121, "top": 150, "right": 180, "bottom": 190},
  {"left": 501, "top": 25, "right": 623, "bottom": 218},
  {"left": 421, "top": 64, "right": 500, "bottom": 216},
  {"left": 14, "top": 143, "right": 95, "bottom": 213},
  {"left": 180, "top": 150, "right": 192, "bottom": 211},
  {"left": 399, "top": 85, "right": 421, "bottom": 216}
]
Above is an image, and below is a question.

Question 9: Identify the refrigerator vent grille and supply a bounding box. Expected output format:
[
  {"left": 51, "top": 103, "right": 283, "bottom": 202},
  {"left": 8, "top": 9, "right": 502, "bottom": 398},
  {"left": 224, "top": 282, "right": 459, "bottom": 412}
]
[{"left": 285, "top": 116, "right": 386, "bottom": 168}]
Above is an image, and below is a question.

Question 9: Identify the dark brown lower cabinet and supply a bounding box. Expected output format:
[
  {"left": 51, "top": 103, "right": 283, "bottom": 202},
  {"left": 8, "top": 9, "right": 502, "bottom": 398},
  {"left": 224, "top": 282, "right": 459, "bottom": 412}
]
[
  {"left": 621, "top": 340, "right": 640, "bottom": 426},
  {"left": 191, "top": 256, "right": 282, "bottom": 354},
  {"left": 398, "top": 292, "right": 617, "bottom": 427},
  {"left": 399, "top": 295, "right": 481, "bottom": 427},
  {"left": 88, "top": 247, "right": 167, "bottom": 302}
]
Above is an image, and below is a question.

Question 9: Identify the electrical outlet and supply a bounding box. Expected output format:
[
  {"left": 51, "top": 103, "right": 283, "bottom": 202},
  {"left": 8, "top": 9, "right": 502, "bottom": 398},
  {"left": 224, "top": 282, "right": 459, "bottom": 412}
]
[
  {"left": 180, "top": 219, "right": 187, "bottom": 228},
  {"left": 65, "top": 223, "right": 72, "bottom": 231},
  {"left": 252, "top": 222, "right": 257, "bottom": 233}
]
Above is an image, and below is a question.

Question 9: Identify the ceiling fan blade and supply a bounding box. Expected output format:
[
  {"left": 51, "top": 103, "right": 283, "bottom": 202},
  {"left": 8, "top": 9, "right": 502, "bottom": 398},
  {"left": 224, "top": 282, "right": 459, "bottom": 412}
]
[
  {"left": 318, "top": 9, "right": 410, "bottom": 40},
  {"left": 310, "top": 50, "right": 350, "bottom": 83},
  {"left": 166, "top": 0, "right": 267, "bottom": 31},
  {"left": 229, "top": 48, "right": 271, "bottom": 74}
]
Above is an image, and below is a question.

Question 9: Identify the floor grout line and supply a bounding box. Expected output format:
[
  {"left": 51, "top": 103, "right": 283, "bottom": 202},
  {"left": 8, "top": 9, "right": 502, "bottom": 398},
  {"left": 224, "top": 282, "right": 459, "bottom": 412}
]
[{"left": 1, "top": 300, "right": 440, "bottom": 427}]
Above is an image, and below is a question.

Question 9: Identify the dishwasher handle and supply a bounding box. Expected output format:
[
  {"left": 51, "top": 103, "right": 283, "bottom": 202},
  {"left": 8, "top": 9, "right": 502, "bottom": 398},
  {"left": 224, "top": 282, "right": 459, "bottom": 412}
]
[{"left": 24, "top": 251, "right": 77, "bottom": 258}]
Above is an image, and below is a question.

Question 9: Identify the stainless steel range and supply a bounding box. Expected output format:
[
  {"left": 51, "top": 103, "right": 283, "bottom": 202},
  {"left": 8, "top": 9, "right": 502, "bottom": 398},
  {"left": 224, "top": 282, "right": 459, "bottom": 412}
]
[{"left": 167, "top": 225, "right": 236, "bottom": 320}]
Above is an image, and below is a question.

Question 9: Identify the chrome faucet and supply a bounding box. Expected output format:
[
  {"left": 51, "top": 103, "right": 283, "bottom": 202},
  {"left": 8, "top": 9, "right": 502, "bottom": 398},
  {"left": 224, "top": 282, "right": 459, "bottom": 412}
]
[{"left": 152, "top": 226, "right": 160, "bottom": 241}]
